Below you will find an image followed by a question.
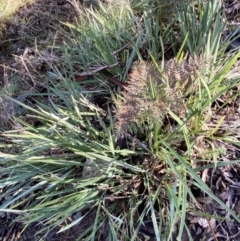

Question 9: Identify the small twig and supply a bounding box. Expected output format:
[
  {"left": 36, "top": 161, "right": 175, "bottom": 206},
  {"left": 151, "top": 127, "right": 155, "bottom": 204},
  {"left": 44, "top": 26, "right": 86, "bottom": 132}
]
[
  {"left": 76, "top": 62, "right": 119, "bottom": 76},
  {"left": 112, "top": 43, "right": 131, "bottom": 55},
  {"left": 97, "top": 73, "right": 127, "bottom": 88},
  {"left": 105, "top": 195, "right": 131, "bottom": 201},
  {"left": 3, "top": 222, "right": 17, "bottom": 241},
  {"left": 126, "top": 133, "right": 151, "bottom": 153},
  {"left": 208, "top": 230, "right": 240, "bottom": 241},
  {"left": 224, "top": 175, "right": 236, "bottom": 185},
  {"left": 19, "top": 55, "right": 36, "bottom": 86},
  {"left": 196, "top": 200, "right": 219, "bottom": 241}
]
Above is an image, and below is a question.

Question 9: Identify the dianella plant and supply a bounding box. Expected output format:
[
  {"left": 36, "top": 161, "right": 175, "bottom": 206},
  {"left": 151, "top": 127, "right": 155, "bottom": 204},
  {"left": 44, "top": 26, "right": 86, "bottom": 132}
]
[{"left": 0, "top": 0, "right": 240, "bottom": 240}]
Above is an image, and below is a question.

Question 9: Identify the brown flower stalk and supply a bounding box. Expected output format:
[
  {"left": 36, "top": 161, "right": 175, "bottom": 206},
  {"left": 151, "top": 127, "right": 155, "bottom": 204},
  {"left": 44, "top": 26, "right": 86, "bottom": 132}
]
[{"left": 115, "top": 56, "right": 209, "bottom": 135}]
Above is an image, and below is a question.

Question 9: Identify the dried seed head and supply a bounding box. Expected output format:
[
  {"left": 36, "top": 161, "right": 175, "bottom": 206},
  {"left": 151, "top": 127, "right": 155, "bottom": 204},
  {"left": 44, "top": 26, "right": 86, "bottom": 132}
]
[
  {"left": 115, "top": 61, "right": 167, "bottom": 135},
  {"left": 115, "top": 56, "right": 209, "bottom": 135}
]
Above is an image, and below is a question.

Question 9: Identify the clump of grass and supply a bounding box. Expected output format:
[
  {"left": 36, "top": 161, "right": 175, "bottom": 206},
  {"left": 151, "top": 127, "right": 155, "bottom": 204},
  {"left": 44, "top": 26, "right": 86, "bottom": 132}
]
[{"left": 1, "top": 0, "right": 240, "bottom": 240}]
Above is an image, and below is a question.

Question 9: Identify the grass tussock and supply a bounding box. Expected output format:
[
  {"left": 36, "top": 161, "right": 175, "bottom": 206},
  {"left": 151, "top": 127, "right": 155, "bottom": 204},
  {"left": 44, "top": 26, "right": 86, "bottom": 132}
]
[{"left": 0, "top": 0, "right": 240, "bottom": 240}]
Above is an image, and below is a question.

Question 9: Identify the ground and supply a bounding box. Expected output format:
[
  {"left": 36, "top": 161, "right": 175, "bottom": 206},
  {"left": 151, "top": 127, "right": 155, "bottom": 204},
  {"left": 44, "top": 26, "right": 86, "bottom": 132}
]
[{"left": 0, "top": 0, "right": 240, "bottom": 240}]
